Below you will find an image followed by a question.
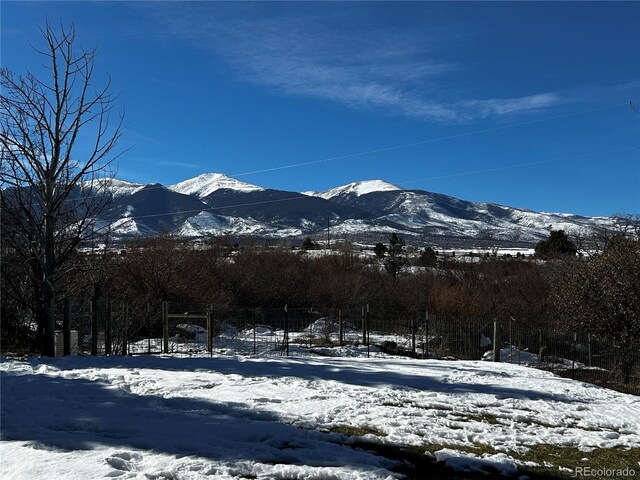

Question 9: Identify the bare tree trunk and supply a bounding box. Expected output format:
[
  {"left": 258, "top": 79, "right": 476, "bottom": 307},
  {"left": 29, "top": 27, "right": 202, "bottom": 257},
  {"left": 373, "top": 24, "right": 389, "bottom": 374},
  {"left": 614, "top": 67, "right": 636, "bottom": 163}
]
[
  {"left": 42, "top": 282, "right": 56, "bottom": 357},
  {"left": 1, "top": 22, "right": 123, "bottom": 355},
  {"left": 43, "top": 196, "right": 57, "bottom": 356}
]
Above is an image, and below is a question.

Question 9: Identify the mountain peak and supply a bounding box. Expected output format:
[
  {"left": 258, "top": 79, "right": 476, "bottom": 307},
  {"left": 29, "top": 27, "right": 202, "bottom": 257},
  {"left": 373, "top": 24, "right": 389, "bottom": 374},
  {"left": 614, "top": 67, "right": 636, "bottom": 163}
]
[
  {"left": 316, "top": 180, "right": 401, "bottom": 200},
  {"left": 82, "top": 177, "right": 145, "bottom": 198},
  {"left": 169, "top": 173, "right": 264, "bottom": 198}
]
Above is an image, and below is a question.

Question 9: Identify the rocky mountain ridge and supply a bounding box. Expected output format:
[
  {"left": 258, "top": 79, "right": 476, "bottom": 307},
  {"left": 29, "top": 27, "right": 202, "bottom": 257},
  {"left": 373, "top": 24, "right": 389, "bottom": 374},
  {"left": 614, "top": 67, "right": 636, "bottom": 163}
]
[{"left": 93, "top": 173, "right": 613, "bottom": 246}]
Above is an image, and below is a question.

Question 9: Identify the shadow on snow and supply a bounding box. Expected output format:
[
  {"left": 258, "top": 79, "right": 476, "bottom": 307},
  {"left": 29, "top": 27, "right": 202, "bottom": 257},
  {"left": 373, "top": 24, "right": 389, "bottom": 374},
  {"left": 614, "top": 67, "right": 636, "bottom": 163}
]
[{"left": 1, "top": 369, "right": 394, "bottom": 476}]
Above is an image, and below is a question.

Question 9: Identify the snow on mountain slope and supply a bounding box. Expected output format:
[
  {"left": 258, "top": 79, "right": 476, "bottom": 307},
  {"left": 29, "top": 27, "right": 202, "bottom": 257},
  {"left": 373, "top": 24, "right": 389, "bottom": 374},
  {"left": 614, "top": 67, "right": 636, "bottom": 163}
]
[
  {"left": 178, "top": 212, "right": 265, "bottom": 237},
  {"left": 109, "top": 217, "right": 154, "bottom": 236},
  {"left": 95, "top": 174, "right": 613, "bottom": 244},
  {"left": 169, "top": 173, "right": 264, "bottom": 198},
  {"left": 314, "top": 180, "right": 400, "bottom": 200},
  {"left": 340, "top": 190, "right": 615, "bottom": 243},
  {"left": 83, "top": 178, "right": 145, "bottom": 198},
  {"left": 329, "top": 219, "right": 418, "bottom": 236},
  {"left": 178, "top": 212, "right": 306, "bottom": 238}
]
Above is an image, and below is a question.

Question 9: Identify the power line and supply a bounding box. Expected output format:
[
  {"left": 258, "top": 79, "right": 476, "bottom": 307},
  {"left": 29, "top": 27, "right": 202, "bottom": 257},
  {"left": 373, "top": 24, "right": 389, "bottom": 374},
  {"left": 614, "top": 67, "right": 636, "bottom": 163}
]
[
  {"left": 394, "top": 146, "right": 638, "bottom": 187},
  {"left": 56, "top": 99, "right": 635, "bottom": 233},
  {"left": 83, "top": 100, "right": 631, "bottom": 202},
  {"left": 102, "top": 194, "right": 306, "bottom": 224},
  {"left": 230, "top": 102, "right": 631, "bottom": 177},
  {"left": 98, "top": 145, "right": 637, "bottom": 228}
]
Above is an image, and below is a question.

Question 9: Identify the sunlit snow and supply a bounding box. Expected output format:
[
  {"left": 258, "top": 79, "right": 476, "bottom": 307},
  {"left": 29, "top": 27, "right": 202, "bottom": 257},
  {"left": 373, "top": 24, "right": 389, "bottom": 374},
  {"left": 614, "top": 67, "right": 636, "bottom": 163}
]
[
  {"left": 313, "top": 180, "right": 401, "bottom": 200},
  {"left": 2, "top": 355, "right": 638, "bottom": 479},
  {"left": 82, "top": 178, "right": 145, "bottom": 198},
  {"left": 169, "top": 173, "right": 264, "bottom": 198}
]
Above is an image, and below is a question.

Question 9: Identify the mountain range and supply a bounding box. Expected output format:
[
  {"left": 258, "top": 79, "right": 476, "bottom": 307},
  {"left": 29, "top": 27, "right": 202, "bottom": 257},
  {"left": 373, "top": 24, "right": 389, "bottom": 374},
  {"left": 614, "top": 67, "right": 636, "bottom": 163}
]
[{"left": 93, "top": 173, "right": 613, "bottom": 247}]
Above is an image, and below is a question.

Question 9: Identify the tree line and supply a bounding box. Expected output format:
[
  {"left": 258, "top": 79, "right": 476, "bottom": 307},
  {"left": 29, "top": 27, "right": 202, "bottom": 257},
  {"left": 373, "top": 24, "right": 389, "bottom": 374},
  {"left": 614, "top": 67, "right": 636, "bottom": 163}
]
[{"left": 3, "top": 228, "right": 639, "bottom": 358}]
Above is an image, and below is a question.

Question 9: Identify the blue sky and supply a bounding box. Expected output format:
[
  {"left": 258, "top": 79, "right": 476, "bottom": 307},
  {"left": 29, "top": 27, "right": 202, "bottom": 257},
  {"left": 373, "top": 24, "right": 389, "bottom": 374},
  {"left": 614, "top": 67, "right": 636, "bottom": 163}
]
[{"left": 2, "top": 1, "right": 639, "bottom": 216}]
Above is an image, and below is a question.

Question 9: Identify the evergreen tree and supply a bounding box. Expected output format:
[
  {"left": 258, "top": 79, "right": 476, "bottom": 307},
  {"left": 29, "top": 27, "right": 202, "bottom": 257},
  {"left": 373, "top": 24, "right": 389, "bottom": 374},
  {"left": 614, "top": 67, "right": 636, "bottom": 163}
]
[
  {"left": 384, "top": 233, "right": 406, "bottom": 278},
  {"left": 535, "top": 230, "right": 577, "bottom": 258},
  {"left": 373, "top": 242, "right": 387, "bottom": 258},
  {"left": 302, "top": 237, "right": 316, "bottom": 251},
  {"left": 418, "top": 247, "right": 438, "bottom": 267}
]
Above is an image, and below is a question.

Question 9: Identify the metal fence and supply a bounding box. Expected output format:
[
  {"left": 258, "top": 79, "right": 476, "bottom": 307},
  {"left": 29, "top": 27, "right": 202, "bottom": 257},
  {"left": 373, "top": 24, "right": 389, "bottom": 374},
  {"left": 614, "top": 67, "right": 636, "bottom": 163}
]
[
  {"left": 54, "top": 297, "right": 96, "bottom": 356},
  {"left": 55, "top": 298, "right": 639, "bottom": 394},
  {"left": 154, "top": 304, "right": 365, "bottom": 356}
]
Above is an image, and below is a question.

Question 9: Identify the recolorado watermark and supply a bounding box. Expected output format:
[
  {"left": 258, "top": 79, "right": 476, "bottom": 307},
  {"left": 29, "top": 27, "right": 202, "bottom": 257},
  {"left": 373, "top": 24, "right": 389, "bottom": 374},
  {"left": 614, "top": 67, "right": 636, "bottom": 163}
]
[{"left": 574, "top": 467, "right": 636, "bottom": 477}]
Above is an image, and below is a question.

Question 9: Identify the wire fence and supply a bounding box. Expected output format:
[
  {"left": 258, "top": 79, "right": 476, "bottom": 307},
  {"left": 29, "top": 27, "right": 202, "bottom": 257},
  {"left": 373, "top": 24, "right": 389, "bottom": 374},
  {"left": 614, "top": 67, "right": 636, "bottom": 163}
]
[{"left": 55, "top": 298, "right": 640, "bottom": 395}]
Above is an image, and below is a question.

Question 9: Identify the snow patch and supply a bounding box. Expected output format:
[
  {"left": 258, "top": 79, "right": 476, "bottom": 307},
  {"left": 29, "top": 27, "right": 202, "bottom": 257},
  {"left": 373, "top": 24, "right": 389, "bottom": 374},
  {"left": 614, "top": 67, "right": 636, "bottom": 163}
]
[
  {"left": 178, "top": 212, "right": 265, "bottom": 236},
  {"left": 83, "top": 178, "right": 145, "bottom": 198},
  {"left": 110, "top": 217, "right": 143, "bottom": 236},
  {"left": 316, "top": 180, "right": 400, "bottom": 199},
  {"left": 169, "top": 173, "right": 264, "bottom": 198}
]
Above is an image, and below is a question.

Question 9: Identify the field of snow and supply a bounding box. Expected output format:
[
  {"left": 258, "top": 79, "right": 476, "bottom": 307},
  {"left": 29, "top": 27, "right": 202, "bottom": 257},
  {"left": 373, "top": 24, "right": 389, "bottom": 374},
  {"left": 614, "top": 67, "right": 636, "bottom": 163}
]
[{"left": 2, "top": 354, "right": 639, "bottom": 479}]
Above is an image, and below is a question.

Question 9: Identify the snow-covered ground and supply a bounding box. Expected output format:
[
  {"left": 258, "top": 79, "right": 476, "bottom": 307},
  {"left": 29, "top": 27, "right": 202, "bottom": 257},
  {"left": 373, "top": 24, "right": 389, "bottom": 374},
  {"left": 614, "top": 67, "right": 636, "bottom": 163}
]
[
  {"left": 131, "top": 320, "right": 402, "bottom": 356},
  {"left": 2, "top": 355, "right": 639, "bottom": 479}
]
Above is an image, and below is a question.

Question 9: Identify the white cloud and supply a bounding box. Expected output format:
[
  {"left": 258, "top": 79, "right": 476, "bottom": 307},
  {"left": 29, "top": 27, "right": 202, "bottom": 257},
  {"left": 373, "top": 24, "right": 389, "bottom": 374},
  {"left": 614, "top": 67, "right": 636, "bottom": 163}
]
[
  {"left": 459, "top": 93, "right": 563, "bottom": 119},
  {"left": 156, "top": 160, "right": 199, "bottom": 169},
  {"left": 144, "top": 4, "right": 564, "bottom": 123}
]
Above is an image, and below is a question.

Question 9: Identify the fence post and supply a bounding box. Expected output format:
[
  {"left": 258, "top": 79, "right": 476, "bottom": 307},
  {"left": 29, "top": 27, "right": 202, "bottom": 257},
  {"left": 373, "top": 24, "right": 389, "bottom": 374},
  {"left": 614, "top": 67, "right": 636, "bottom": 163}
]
[
  {"left": 105, "top": 300, "right": 112, "bottom": 355},
  {"left": 122, "top": 303, "right": 128, "bottom": 356},
  {"left": 162, "top": 301, "right": 169, "bottom": 354},
  {"left": 588, "top": 333, "right": 592, "bottom": 367},
  {"left": 339, "top": 309, "right": 343, "bottom": 346},
  {"left": 284, "top": 304, "right": 289, "bottom": 357},
  {"left": 424, "top": 309, "right": 429, "bottom": 359},
  {"left": 366, "top": 304, "right": 370, "bottom": 358},
  {"left": 572, "top": 332, "right": 577, "bottom": 371},
  {"left": 493, "top": 319, "right": 501, "bottom": 362},
  {"left": 207, "top": 305, "right": 213, "bottom": 356},
  {"left": 508, "top": 317, "right": 514, "bottom": 364},
  {"left": 146, "top": 302, "right": 151, "bottom": 354},
  {"left": 411, "top": 319, "right": 416, "bottom": 356},
  {"left": 91, "top": 283, "right": 104, "bottom": 356},
  {"left": 63, "top": 298, "right": 71, "bottom": 356},
  {"left": 539, "top": 329, "right": 543, "bottom": 356},
  {"left": 361, "top": 306, "right": 366, "bottom": 345}
]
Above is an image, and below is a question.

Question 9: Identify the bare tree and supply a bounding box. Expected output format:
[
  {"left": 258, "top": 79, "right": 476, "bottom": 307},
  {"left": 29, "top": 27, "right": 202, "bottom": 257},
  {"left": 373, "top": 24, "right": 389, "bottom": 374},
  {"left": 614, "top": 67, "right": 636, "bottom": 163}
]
[
  {"left": 551, "top": 236, "right": 640, "bottom": 384},
  {"left": 571, "top": 214, "right": 639, "bottom": 258},
  {"left": 0, "top": 22, "right": 123, "bottom": 356},
  {"left": 612, "top": 213, "right": 640, "bottom": 239}
]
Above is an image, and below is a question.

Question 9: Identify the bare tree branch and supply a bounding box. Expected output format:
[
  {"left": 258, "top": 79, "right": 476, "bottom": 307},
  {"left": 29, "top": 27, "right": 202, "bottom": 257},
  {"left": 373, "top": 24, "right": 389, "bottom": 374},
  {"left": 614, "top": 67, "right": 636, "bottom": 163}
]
[{"left": 1, "top": 22, "right": 123, "bottom": 356}]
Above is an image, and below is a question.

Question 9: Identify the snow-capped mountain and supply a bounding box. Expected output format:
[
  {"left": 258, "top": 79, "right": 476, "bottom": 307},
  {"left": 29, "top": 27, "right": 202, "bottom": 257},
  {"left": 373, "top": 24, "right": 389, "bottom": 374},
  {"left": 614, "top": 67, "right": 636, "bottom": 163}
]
[
  {"left": 199, "top": 187, "right": 367, "bottom": 230},
  {"left": 96, "top": 173, "right": 615, "bottom": 246},
  {"left": 83, "top": 178, "right": 145, "bottom": 198},
  {"left": 332, "top": 188, "right": 612, "bottom": 244},
  {"left": 169, "top": 173, "right": 264, "bottom": 198},
  {"left": 308, "top": 180, "right": 401, "bottom": 200},
  {"left": 102, "top": 183, "right": 213, "bottom": 234}
]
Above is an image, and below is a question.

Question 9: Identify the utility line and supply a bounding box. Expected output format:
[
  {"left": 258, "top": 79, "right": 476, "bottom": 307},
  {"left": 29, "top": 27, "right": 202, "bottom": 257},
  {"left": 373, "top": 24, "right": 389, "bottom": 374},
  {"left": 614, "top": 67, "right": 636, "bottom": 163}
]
[
  {"left": 83, "top": 100, "right": 632, "bottom": 202},
  {"left": 230, "top": 102, "right": 631, "bottom": 178},
  {"left": 394, "top": 146, "right": 638, "bottom": 187},
  {"left": 102, "top": 194, "right": 308, "bottom": 224},
  {"left": 98, "top": 145, "right": 637, "bottom": 227}
]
